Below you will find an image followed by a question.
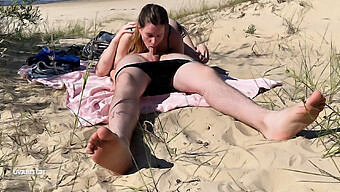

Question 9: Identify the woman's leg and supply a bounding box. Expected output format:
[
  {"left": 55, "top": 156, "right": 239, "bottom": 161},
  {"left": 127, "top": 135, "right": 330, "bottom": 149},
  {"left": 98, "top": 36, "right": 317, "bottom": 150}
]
[
  {"left": 86, "top": 55, "right": 150, "bottom": 174},
  {"left": 161, "top": 55, "right": 326, "bottom": 140}
]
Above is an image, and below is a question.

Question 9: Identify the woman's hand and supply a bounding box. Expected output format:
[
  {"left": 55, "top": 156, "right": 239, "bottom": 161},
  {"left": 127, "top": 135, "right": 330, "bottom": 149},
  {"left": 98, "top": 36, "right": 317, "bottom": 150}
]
[
  {"left": 114, "top": 22, "right": 137, "bottom": 41},
  {"left": 196, "top": 43, "right": 209, "bottom": 63}
]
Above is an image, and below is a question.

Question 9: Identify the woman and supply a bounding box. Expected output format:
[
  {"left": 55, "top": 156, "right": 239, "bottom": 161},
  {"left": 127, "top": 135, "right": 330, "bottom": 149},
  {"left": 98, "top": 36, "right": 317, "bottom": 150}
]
[{"left": 95, "top": 4, "right": 208, "bottom": 81}]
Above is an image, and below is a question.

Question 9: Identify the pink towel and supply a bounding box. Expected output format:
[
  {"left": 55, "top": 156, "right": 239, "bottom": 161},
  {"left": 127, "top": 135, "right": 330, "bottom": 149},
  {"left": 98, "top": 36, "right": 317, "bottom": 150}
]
[{"left": 18, "top": 61, "right": 282, "bottom": 126}]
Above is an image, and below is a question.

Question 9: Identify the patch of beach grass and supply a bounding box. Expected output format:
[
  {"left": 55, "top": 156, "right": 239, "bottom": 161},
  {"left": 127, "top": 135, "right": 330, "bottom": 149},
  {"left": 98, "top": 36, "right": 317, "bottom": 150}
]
[
  {"left": 283, "top": 160, "right": 340, "bottom": 183},
  {"left": 169, "top": 0, "right": 257, "bottom": 21},
  {"left": 276, "top": 39, "right": 340, "bottom": 158},
  {"left": 243, "top": 12, "right": 339, "bottom": 178},
  {"left": 283, "top": 14, "right": 302, "bottom": 36},
  {"left": 277, "top": 39, "right": 340, "bottom": 158},
  {"left": 69, "top": 61, "right": 96, "bottom": 145},
  {"left": 245, "top": 24, "right": 257, "bottom": 35},
  {"left": 39, "top": 19, "right": 98, "bottom": 42},
  {"left": 0, "top": 0, "right": 41, "bottom": 37}
]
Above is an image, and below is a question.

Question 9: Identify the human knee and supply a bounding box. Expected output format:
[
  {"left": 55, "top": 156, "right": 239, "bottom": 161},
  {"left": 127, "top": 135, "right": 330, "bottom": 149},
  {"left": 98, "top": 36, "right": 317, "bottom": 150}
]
[
  {"left": 116, "top": 71, "right": 137, "bottom": 85},
  {"left": 115, "top": 70, "right": 149, "bottom": 98},
  {"left": 193, "top": 66, "right": 218, "bottom": 94},
  {"left": 116, "top": 68, "right": 150, "bottom": 91},
  {"left": 199, "top": 65, "right": 218, "bottom": 79}
]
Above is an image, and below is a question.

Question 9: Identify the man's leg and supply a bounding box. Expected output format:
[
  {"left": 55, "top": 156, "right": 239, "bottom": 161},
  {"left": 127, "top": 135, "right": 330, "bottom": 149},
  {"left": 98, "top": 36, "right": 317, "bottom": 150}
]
[
  {"left": 86, "top": 55, "right": 150, "bottom": 174},
  {"left": 160, "top": 54, "right": 326, "bottom": 140}
]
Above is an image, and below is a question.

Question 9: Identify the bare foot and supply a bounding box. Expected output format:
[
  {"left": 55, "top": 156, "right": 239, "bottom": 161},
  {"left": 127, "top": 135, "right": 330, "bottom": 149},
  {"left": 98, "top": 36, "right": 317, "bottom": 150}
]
[
  {"left": 263, "top": 90, "right": 326, "bottom": 140},
  {"left": 86, "top": 127, "right": 132, "bottom": 174}
]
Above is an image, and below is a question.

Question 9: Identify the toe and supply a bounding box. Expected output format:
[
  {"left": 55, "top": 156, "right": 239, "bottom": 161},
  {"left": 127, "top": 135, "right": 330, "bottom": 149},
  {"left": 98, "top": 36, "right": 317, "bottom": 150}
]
[
  {"left": 86, "top": 148, "right": 94, "bottom": 154},
  {"left": 86, "top": 143, "right": 94, "bottom": 154},
  {"left": 97, "top": 127, "right": 118, "bottom": 141},
  {"left": 89, "top": 130, "right": 99, "bottom": 141}
]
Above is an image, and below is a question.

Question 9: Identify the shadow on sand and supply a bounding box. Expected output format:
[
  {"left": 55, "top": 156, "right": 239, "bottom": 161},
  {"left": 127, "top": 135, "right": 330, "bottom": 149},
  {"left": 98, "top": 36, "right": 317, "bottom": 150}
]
[{"left": 128, "top": 115, "right": 174, "bottom": 174}]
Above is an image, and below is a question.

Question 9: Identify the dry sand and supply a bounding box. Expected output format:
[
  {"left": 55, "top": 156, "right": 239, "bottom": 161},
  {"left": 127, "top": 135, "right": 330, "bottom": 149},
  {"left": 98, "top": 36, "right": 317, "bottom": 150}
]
[{"left": 1, "top": 0, "right": 340, "bottom": 191}]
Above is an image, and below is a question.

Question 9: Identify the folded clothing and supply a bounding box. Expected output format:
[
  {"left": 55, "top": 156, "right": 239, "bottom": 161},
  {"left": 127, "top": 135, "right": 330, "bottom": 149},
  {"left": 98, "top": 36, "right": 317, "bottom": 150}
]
[{"left": 26, "top": 47, "right": 80, "bottom": 79}]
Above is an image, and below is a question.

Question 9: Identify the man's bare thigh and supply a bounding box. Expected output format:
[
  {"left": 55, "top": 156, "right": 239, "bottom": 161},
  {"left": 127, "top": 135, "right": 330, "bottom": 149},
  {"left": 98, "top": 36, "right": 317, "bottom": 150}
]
[
  {"left": 160, "top": 53, "right": 193, "bottom": 61},
  {"left": 115, "top": 54, "right": 148, "bottom": 71}
]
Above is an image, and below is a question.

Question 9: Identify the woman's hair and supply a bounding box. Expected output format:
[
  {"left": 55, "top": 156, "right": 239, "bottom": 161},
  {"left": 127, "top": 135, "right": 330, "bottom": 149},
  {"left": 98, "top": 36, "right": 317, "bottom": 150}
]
[{"left": 129, "top": 4, "right": 169, "bottom": 54}]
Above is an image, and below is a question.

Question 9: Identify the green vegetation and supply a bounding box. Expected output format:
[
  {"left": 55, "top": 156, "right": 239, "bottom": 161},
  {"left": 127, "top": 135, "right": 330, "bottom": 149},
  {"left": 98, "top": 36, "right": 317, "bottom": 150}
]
[
  {"left": 283, "top": 41, "right": 340, "bottom": 158},
  {"left": 245, "top": 24, "right": 256, "bottom": 34},
  {"left": 0, "top": 0, "right": 41, "bottom": 37},
  {"left": 169, "top": 0, "right": 257, "bottom": 20},
  {"left": 0, "top": 0, "right": 339, "bottom": 191}
]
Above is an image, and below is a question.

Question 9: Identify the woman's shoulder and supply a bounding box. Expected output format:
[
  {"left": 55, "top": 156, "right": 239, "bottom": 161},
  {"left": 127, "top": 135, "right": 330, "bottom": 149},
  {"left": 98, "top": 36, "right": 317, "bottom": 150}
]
[
  {"left": 169, "top": 25, "right": 182, "bottom": 41},
  {"left": 168, "top": 25, "right": 184, "bottom": 54},
  {"left": 120, "top": 32, "right": 133, "bottom": 43}
]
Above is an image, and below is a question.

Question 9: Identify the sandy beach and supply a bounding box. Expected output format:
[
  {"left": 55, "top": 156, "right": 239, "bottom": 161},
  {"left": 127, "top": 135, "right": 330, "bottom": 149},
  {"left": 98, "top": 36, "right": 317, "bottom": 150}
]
[{"left": 1, "top": 0, "right": 340, "bottom": 191}]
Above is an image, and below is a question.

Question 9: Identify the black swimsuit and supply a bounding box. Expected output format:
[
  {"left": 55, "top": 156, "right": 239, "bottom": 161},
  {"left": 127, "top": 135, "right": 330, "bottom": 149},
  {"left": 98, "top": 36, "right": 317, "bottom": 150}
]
[
  {"left": 115, "top": 59, "right": 191, "bottom": 96},
  {"left": 115, "top": 26, "right": 191, "bottom": 96}
]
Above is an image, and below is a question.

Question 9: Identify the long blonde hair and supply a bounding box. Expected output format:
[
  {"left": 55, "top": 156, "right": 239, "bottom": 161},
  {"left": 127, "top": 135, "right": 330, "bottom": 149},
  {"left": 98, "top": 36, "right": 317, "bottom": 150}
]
[{"left": 129, "top": 4, "right": 169, "bottom": 54}]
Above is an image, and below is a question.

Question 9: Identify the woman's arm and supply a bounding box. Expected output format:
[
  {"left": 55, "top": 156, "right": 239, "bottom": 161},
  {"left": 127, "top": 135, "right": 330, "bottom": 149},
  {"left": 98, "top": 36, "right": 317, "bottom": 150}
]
[
  {"left": 95, "top": 22, "right": 136, "bottom": 77},
  {"left": 113, "top": 33, "right": 134, "bottom": 69},
  {"left": 169, "top": 18, "right": 209, "bottom": 63}
]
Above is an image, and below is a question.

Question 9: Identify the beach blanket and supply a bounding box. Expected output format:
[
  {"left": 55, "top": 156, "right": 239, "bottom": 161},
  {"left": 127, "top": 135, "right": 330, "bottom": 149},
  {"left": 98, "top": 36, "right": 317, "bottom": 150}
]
[{"left": 18, "top": 61, "right": 282, "bottom": 127}]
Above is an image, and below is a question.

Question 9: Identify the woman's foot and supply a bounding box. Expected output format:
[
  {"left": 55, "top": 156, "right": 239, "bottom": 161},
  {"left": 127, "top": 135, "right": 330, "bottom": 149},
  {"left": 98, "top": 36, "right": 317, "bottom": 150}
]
[
  {"left": 86, "top": 127, "right": 132, "bottom": 174},
  {"left": 263, "top": 90, "right": 326, "bottom": 140}
]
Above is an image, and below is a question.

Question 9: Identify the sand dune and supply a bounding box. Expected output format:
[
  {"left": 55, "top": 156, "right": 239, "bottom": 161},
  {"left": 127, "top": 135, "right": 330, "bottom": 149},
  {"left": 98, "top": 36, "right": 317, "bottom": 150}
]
[{"left": 1, "top": 0, "right": 339, "bottom": 191}]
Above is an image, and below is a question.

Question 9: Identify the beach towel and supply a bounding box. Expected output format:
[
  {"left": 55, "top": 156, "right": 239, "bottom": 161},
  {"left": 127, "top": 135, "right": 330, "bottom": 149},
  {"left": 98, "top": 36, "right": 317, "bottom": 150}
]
[{"left": 18, "top": 61, "right": 282, "bottom": 126}]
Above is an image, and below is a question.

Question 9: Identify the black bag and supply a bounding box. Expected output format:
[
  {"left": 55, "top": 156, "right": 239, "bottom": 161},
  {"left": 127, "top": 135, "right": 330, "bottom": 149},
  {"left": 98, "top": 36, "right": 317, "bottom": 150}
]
[{"left": 82, "top": 31, "right": 115, "bottom": 60}]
